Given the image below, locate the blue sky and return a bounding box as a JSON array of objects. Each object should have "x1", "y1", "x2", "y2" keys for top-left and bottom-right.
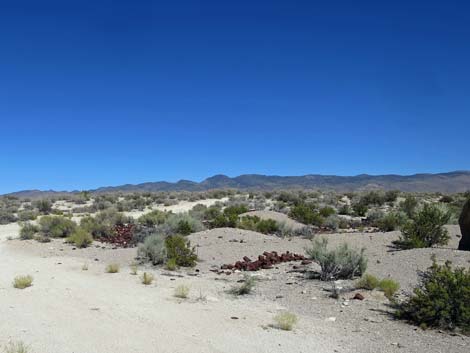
[{"x1": 1, "y1": 1, "x2": 469, "y2": 193}]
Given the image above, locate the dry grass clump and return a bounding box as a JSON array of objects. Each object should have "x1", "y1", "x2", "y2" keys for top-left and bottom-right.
[
  {"x1": 379, "y1": 278, "x2": 400, "y2": 299},
  {"x1": 174, "y1": 284, "x2": 190, "y2": 298},
  {"x1": 141, "y1": 272, "x2": 154, "y2": 285},
  {"x1": 356, "y1": 274, "x2": 380, "y2": 290},
  {"x1": 81, "y1": 263, "x2": 89, "y2": 271},
  {"x1": 105, "y1": 263, "x2": 120, "y2": 273},
  {"x1": 229, "y1": 275, "x2": 256, "y2": 296},
  {"x1": 274, "y1": 312, "x2": 298, "y2": 331},
  {"x1": 3, "y1": 341, "x2": 30, "y2": 353},
  {"x1": 130, "y1": 262, "x2": 138, "y2": 275},
  {"x1": 13, "y1": 275, "x2": 33, "y2": 289}
]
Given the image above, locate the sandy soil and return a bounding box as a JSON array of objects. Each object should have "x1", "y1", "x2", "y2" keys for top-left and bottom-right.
[{"x1": 1, "y1": 221, "x2": 469, "y2": 353}]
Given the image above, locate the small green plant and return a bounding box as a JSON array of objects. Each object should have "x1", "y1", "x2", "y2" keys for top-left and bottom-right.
[
  {"x1": 13, "y1": 275, "x2": 33, "y2": 289},
  {"x1": 141, "y1": 272, "x2": 154, "y2": 285},
  {"x1": 105, "y1": 263, "x2": 120, "y2": 273},
  {"x1": 166, "y1": 258, "x2": 178, "y2": 271},
  {"x1": 165, "y1": 235, "x2": 197, "y2": 267},
  {"x1": 379, "y1": 278, "x2": 400, "y2": 299},
  {"x1": 393, "y1": 204, "x2": 451, "y2": 249},
  {"x1": 306, "y1": 238, "x2": 367, "y2": 280},
  {"x1": 174, "y1": 284, "x2": 190, "y2": 298},
  {"x1": 39, "y1": 215, "x2": 77, "y2": 238},
  {"x1": 66, "y1": 228, "x2": 93, "y2": 248},
  {"x1": 230, "y1": 275, "x2": 256, "y2": 295},
  {"x1": 396, "y1": 259, "x2": 470, "y2": 333},
  {"x1": 274, "y1": 312, "x2": 298, "y2": 331},
  {"x1": 356, "y1": 274, "x2": 380, "y2": 290},
  {"x1": 3, "y1": 340, "x2": 30, "y2": 353},
  {"x1": 82, "y1": 263, "x2": 89, "y2": 271}
]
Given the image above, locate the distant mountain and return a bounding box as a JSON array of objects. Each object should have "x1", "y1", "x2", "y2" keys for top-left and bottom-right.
[{"x1": 6, "y1": 171, "x2": 470, "y2": 198}]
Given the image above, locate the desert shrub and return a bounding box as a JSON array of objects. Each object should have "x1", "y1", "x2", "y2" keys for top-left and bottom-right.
[
  {"x1": 33, "y1": 199, "x2": 52, "y2": 214},
  {"x1": 306, "y1": 238, "x2": 367, "y2": 280},
  {"x1": 396, "y1": 260, "x2": 470, "y2": 333},
  {"x1": 138, "y1": 233, "x2": 167, "y2": 265},
  {"x1": 174, "y1": 284, "x2": 190, "y2": 298},
  {"x1": 230, "y1": 274, "x2": 256, "y2": 295},
  {"x1": 319, "y1": 206, "x2": 336, "y2": 218},
  {"x1": 393, "y1": 204, "x2": 451, "y2": 249},
  {"x1": 0, "y1": 209, "x2": 17, "y2": 224},
  {"x1": 210, "y1": 205, "x2": 249, "y2": 228},
  {"x1": 39, "y1": 215, "x2": 77, "y2": 238},
  {"x1": 105, "y1": 263, "x2": 120, "y2": 273},
  {"x1": 137, "y1": 210, "x2": 169, "y2": 227},
  {"x1": 3, "y1": 341, "x2": 30, "y2": 353},
  {"x1": 356, "y1": 274, "x2": 380, "y2": 290},
  {"x1": 165, "y1": 235, "x2": 197, "y2": 267},
  {"x1": 66, "y1": 228, "x2": 93, "y2": 248},
  {"x1": 385, "y1": 190, "x2": 400, "y2": 203},
  {"x1": 17, "y1": 210, "x2": 38, "y2": 222},
  {"x1": 166, "y1": 257, "x2": 177, "y2": 270},
  {"x1": 338, "y1": 204, "x2": 351, "y2": 215},
  {"x1": 323, "y1": 215, "x2": 339, "y2": 230},
  {"x1": 237, "y1": 215, "x2": 279, "y2": 234},
  {"x1": 80, "y1": 209, "x2": 132, "y2": 239},
  {"x1": 289, "y1": 203, "x2": 323, "y2": 226},
  {"x1": 274, "y1": 312, "x2": 298, "y2": 331},
  {"x1": 352, "y1": 202, "x2": 368, "y2": 217},
  {"x1": 130, "y1": 262, "x2": 138, "y2": 275},
  {"x1": 156, "y1": 213, "x2": 204, "y2": 236},
  {"x1": 376, "y1": 212, "x2": 406, "y2": 232},
  {"x1": 19, "y1": 222, "x2": 39, "y2": 240},
  {"x1": 13, "y1": 275, "x2": 33, "y2": 289},
  {"x1": 141, "y1": 272, "x2": 154, "y2": 285},
  {"x1": 379, "y1": 278, "x2": 400, "y2": 299},
  {"x1": 439, "y1": 195, "x2": 454, "y2": 203},
  {"x1": 400, "y1": 195, "x2": 418, "y2": 218},
  {"x1": 360, "y1": 191, "x2": 386, "y2": 206}
]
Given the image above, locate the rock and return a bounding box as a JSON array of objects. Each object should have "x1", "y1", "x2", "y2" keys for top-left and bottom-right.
[
  {"x1": 458, "y1": 199, "x2": 470, "y2": 251},
  {"x1": 352, "y1": 293, "x2": 365, "y2": 300},
  {"x1": 325, "y1": 317, "x2": 336, "y2": 322}
]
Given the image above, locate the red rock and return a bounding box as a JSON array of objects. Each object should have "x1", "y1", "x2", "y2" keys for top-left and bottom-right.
[{"x1": 352, "y1": 293, "x2": 365, "y2": 300}]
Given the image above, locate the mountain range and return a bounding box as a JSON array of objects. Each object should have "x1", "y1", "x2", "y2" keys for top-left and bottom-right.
[{"x1": 5, "y1": 171, "x2": 470, "y2": 198}]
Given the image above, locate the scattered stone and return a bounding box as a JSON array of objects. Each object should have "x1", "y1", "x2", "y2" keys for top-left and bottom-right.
[
  {"x1": 230, "y1": 316, "x2": 239, "y2": 320},
  {"x1": 325, "y1": 317, "x2": 336, "y2": 322}
]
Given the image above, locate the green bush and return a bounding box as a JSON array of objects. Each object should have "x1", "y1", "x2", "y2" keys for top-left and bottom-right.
[
  {"x1": 18, "y1": 210, "x2": 38, "y2": 222},
  {"x1": 379, "y1": 278, "x2": 400, "y2": 299},
  {"x1": 400, "y1": 195, "x2": 418, "y2": 218},
  {"x1": 319, "y1": 206, "x2": 336, "y2": 218},
  {"x1": 396, "y1": 260, "x2": 470, "y2": 333},
  {"x1": 137, "y1": 210, "x2": 168, "y2": 227},
  {"x1": 138, "y1": 233, "x2": 167, "y2": 265},
  {"x1": 19, "y1": 222, "x2": 39, "y2": 240},
  {"x1": 376, "y1": 212, "x2": 406, "y2": 232},
  {"x1": 165, "y1": 235, "x2": 197, "y2": 267},
  {"x1": 66, "y1": 228, "x2": 93, "y2": 248},
  {"x1": 33, "y1": 199, "x2": 52, "y2": 214},
  {"x1": 289, "y1": 203, "x2": 323, "y2": 225},
  {"x1": 352, "y1": 202, "x2": 368, "y2": 217},
  {"x1": 356, "y1": 274, "x2": 380, "y2": 290},
  {"x1": 0, "y1": 209, "x2": 17, "y2": 224},
  {"x1": 210, "y1": 205, "x2": 249, "y2": 228},
  {"x1": 274, "y1": 312, "x2": 298, "y2": 331},
  {"x1": 39, "y1": 215, "x2": 77, "y2": 238},
  {"x1": 80, "y1": 209, "x2": 132, "y2": 239},
  {"x1": 393, "y1": 204, "x2": 451, "y2": 249},
  {"x1": 237, "y1": 215, "x2": 279, "y2": 234},
  {"x1": 156, "y1": 213, "x2": 204, "y2": 236},
  {"x1": 166, "y1": 257, "x2": 177, "y2": 270},
  {"x1": 306, "y1": 238, "x2": 367, "y2": 280}
]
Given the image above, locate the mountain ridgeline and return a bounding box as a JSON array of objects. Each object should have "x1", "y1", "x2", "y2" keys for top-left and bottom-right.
[{"x1": 7, "y1": 171, "x2": 470, "y2": 198}]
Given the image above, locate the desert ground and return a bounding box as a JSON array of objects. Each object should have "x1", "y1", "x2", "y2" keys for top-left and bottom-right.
[{"x1": 0, "y1": 192, "x2": 469, "y2": 353}]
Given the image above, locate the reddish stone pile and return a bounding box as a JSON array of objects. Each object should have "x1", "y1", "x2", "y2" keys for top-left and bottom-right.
[
  {"x1": 221, "y1": 251, "x2": 311, "y2": 272},
  {"x1": 101, "y1": 224, "x2": 135, "y2": 248}
]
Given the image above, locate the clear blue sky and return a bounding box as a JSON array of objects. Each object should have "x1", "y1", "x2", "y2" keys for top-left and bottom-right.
[{"x1": 1, "y1": 1, "x2": 469, "y2": 193}]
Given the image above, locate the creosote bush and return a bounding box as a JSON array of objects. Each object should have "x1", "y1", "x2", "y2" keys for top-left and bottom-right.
[
  {"x1": 13, "y1": 275, "x2": 33, "y2": 289},
  {"x1": 174, "y1": 284, "x2": 190, "y2": 298},
  {"x1": 289, "y1": 203, "x2": 323, "y2": 226},
  {"x1": 237, "y1": 215, "x2": 279, "y2": 234},
  {"x1": 396, "y1": 259, "x2": 470, "y2": 333},
  {"x1": 306, "y1": 238, "x2": 367, "y2": 280},
  {"x1": 393, "y1": 204, "x2": 451, "y2": 249},
  {"x1": 274, "y1": 312, "x2": 298, "y2": 331},
  {"x1": 39, "y1": 215, "x2": 77, "y2": 238},
  {"x1": 165, "y1": 235, "x2": 197, "y2": 267},
  {"x1": 66, "y1": 228, "x2": 93, "y2": 248},
  {"x1": 105, "y1": 263, "x2": 120, "y2": 273},
  {"x1": 19, "y1": 222, "x2": 39, "y2": 240},
  {"x1": 137, "y1": 210, "x2": 169, "y2": 227}
]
